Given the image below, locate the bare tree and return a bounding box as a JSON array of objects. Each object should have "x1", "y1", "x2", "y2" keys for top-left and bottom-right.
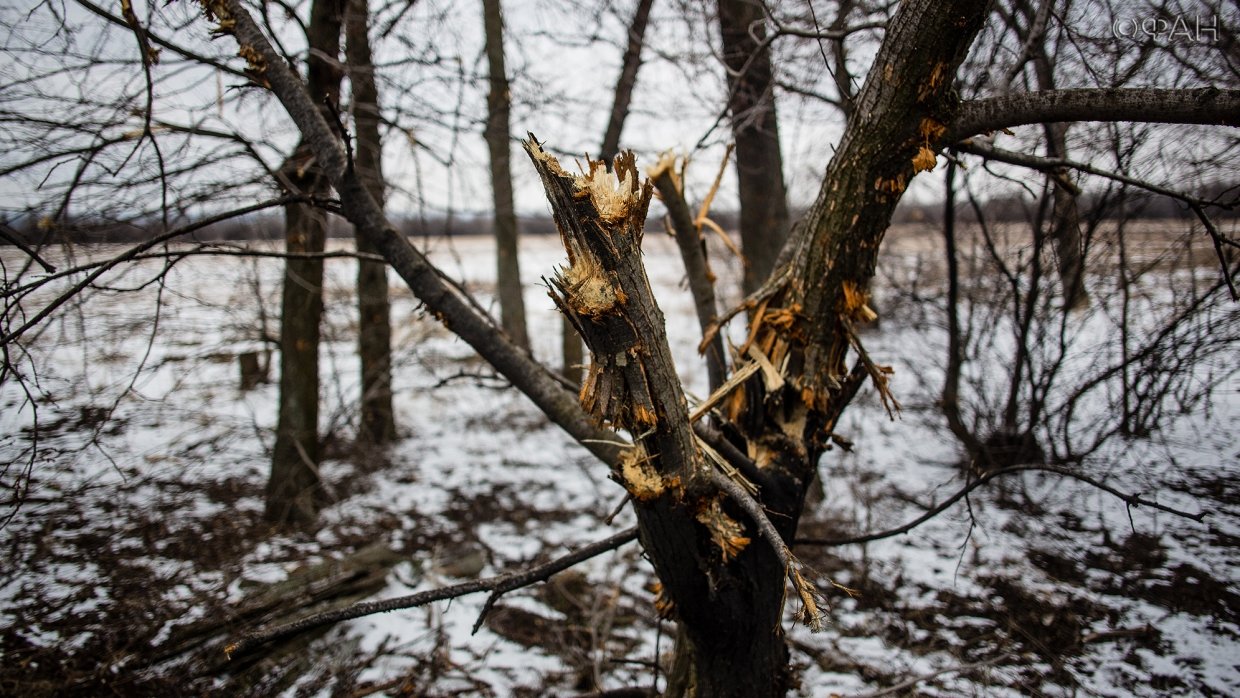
[
  {"x1": 933, "y1": 0, "x2": 1240, "y2": 470},
  {"x1": 717, "y1": 0, "x2": 791, "y2": 295},
  {"x1": 345, "y1": 0, "x2": 396, "y2": 446},
  {"x1": 4, "y1": 0, "x2": 1238, "y2": 693},
  {"x1": 265, "y1": 0, "x2": 346, "y2": 526},
  {"x1": 482, "y1": 0, "x2": 529, "y2": 350}
]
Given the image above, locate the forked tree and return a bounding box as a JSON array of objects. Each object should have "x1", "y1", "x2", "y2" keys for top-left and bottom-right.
[{"x1": 201, "y1": 0, "x2": 1238, "y2": 693}]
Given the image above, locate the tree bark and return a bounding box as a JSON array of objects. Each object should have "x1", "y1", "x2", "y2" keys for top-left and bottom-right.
[
  {"x1": 717, "y1": 0, "x2": 791, "y2": 295},
  {"x1": 482, "y1": 0, "x2": 529, "y2": 350},
  {"x1": 345, "y1": 0, "x2": 396, "y2": 446},
  {"x1": 266, "y1": 0, "x2": 345, "y2": 527}
]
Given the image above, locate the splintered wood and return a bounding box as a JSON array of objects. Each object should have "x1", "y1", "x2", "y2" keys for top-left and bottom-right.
[
  {"x1": 525, "y1": 137, "x2": 657, "y2": 433},
  {"x1": 524, "y1": 135, "x2": 832, "y2": 633},
  {"x1": 523, "y1": 135, "x2": 701, "y2": 496}
]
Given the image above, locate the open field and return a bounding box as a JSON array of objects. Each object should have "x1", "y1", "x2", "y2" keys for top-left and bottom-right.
[{"x1": 1, "y1": 224, "x2": 1237, "y2": 696}]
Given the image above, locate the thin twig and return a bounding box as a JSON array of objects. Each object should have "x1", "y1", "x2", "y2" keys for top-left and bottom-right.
[
  {"x1": 795, "y1": 464, "x2": 1206, "y2": 547},
  {"x1": 1189, "y1": 203, "x2": 1238, "y2": 301},
  {"x1": 604, "y1": 494, "x2": 632, "y2": 525},
  {"x1": 0, "y1": 225, "x2": 56, "y2": 272},
  {"x1": 1, "y1": 197, "x2": 310, "y2": 346}
]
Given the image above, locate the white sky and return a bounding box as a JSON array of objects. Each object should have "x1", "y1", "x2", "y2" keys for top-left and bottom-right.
[{"x1": 1, "y1": 0, "x2": 1236, "y2": 226}]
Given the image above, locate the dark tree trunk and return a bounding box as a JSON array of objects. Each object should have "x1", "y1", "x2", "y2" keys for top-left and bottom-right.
[
  {"x1": 267, "y1": 189, "x2": 327, "y2": 526},
  {"x1": 345, "y1": 0, "x2": 396, "y2": 446},
  {"x1": 940, "y1": 157, "x2": 984, "y2": 460},
  {"x1": 482, "y1": 0, "x2": 529, "y2": 350},
  {"x1": 563, "y1": 0, "x2": 656, "y2": 384},
  {"x1": 1041, "y1": 124, "x2": 1088, "y2": 309},
  {"x1": 717, "y1": 0, "x2": 790, "y2": 295},
  {"x1": 266, "y1": 0, "x2": 345, "y2": 527},
  {"x1": 599, "y1": 0, "x2": 654, "y2": 166}
]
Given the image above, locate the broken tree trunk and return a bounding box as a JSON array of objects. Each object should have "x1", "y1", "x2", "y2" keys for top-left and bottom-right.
[{"x1": 526, "y1": 140, "x2": 822, "y2": 698}]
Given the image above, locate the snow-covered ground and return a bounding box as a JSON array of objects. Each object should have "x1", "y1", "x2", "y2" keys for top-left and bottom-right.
[{"x1": 1, "y1": 226, "x2": 1236, "y2": 696}]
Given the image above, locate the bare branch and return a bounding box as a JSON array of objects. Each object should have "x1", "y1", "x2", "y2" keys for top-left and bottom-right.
[
  {"x1": 955, "y1": 140, "x2": 1238, "y2": 298},
  {"x1": 955, "y1": 140, "x2": 1230, "y2": 209},
  {"x1": 224, "y1": 527, "x2": 639, "y2": 658},
  {"x1": 1190, "y1": 203, "x2": 1240, "y2": 301},
  {"x1": 648, "y1": 152, "x2": 727, "y2": 393},
  {"x1": 74, "y1": 0, "x2": 250, "y2": 80},
  {"x1": 949, "y1": 88, "x2": 1240, "y2": 142},
  {"x1": 1, "y1": 197, "x2": 311, "y2": 346},
  {"x1": 0, "y1": 225, "x2": 56, "y2": 273},
  {"x1": 708, "y1": 469, "x2": 827, "y2": 631},
  {"x1": 845, "y1": 651, "x2": 1020, "y2": 698}
]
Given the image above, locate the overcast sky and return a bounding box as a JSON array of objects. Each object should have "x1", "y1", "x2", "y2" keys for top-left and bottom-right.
[{"x1": 1, "y1": 0, "x2": 1235, "y2": 227}]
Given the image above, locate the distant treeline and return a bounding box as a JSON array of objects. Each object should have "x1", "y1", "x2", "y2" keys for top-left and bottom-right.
[{"x1": 2, "y1": 187, "x2": 1234, "y2": 246}]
